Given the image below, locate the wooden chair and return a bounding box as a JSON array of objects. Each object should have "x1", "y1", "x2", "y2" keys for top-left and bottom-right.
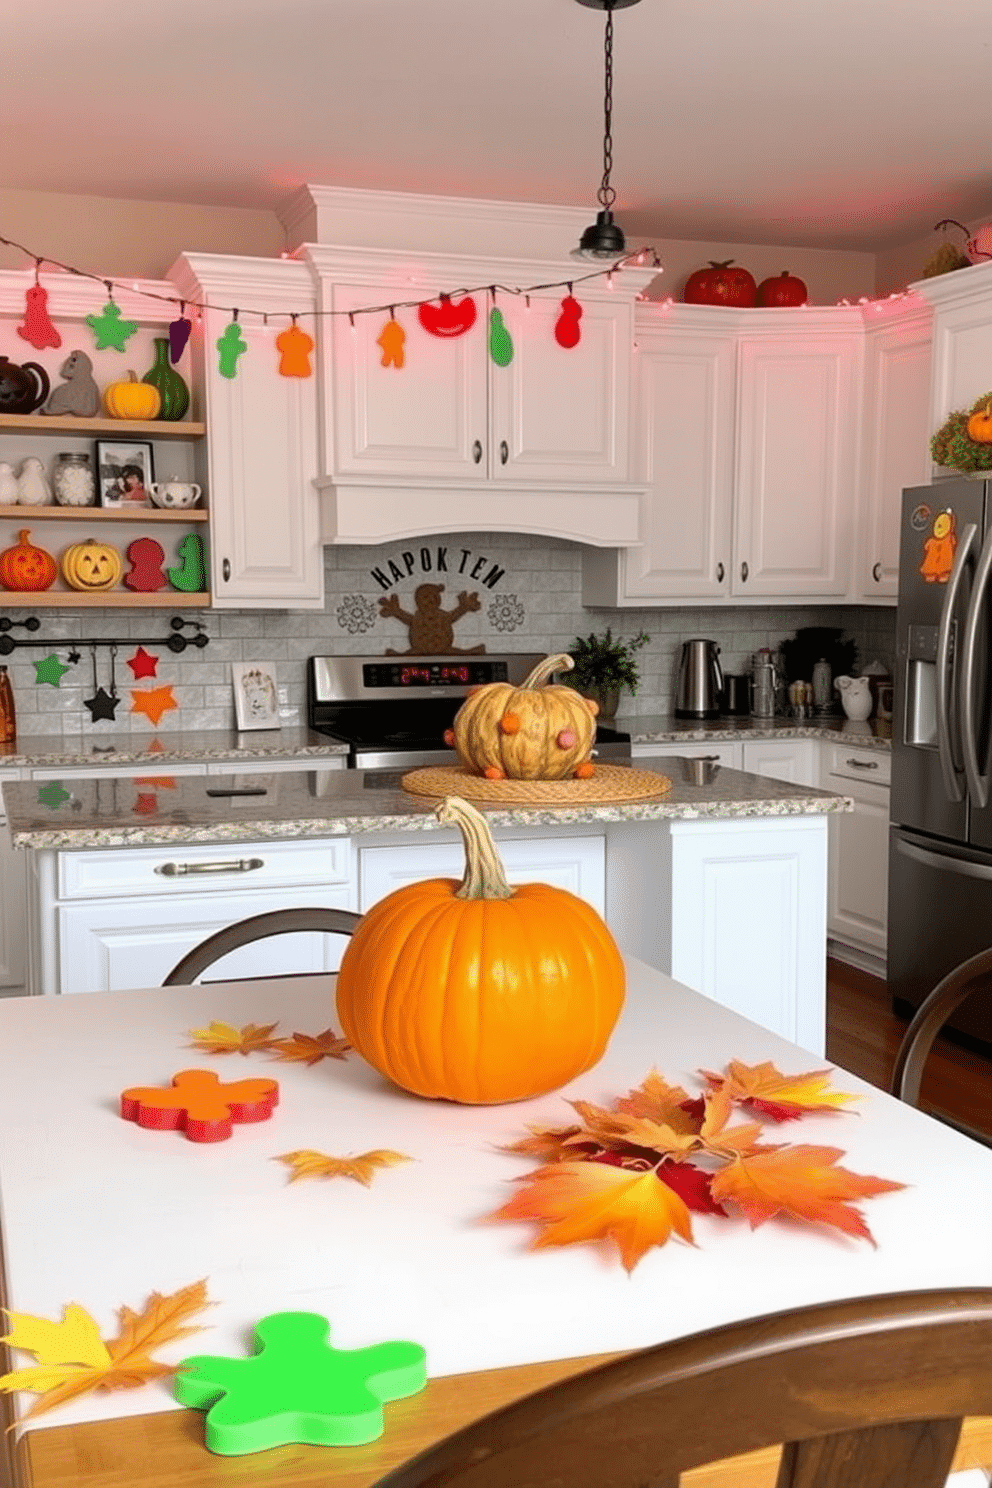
[
  {"x1": 890, "y1": 946, "x2": 992, "y2": 1146},
  {"x1": 161, "y1": 906, "x2": 362, "y2": 985},
  {"x1": 371, "y1": 1289, "x2": 992, "y2": 1488}
]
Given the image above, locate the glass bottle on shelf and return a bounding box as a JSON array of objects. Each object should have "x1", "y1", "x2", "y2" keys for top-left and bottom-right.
[
  {"x1": 52, "y1": 452, "x2": 96, "y2": 508},
  {"x1": 0, "y1": 665, "x2": 16, "y2": 743}
]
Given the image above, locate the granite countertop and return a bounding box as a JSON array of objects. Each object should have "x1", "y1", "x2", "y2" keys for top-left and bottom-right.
[
  {"x1": 623, "y1": 714, "x2": 892, "y2": 749},
  {"x1": 2, "y1": 755, "x2": 852, "y2": 851},
  {"x1": 0, "y1": 726, "x2": 348, "y2": 769}
]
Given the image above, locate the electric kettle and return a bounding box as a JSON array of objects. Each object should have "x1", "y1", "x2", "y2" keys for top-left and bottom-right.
[{"x1": 674, "y1": 639, "x2": 723, "y2": 719}]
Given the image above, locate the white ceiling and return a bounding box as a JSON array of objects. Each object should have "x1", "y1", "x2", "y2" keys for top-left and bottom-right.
[{"x1": 10, "y1": 0, "x2": 992, "y2": 253}]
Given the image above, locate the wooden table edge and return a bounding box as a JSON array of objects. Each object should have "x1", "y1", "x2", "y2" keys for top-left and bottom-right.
[{"x1": 10, "y1": 1348, "x2": 992, "y2": 1488}]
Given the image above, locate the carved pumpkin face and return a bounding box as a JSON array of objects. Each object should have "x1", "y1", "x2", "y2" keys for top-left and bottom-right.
[
  {"x1": 0, "y1": 529, "x2": 58, "y2": 591},
  {"x1": 60, "y1": 539, "x2": 123, "y2": 592}
]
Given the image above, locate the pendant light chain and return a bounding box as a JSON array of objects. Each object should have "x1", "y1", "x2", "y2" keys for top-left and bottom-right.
[{"x1": 599, "y1": 2, "x2": 616, "y2": 213}]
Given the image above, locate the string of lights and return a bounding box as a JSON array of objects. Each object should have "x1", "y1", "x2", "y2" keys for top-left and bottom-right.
[{"x1": 0, "y1": 231, "x2": 663, "y2": 329}]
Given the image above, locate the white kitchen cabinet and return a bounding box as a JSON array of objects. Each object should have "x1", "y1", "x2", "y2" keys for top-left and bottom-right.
[
  {"x1": 358, "y1": 832, "x2": 605, "y2": 916},
  {"x1": 170, "y1": 254, "x2": 324, "y2": 609},
  {"x1": 29, "y1": 836, "x2": 356, "y2": 994},
  {"x1": 740, "y1": 739, "x2": 820, "y2": 788},
  {"x1": 205, "y1": 758, "x2": 346, "y2": 776},
  {"x1": 583, "y1": 305, "x2": 864, "y2": 606},
  {"x1": 822, "y1": 742, "x2": 890, "y2": 969},
  {"x1": 307, "y1": 246, "x2": 654, "y2": 547},
  {"x1": 0, "y1": 770, "x2": 26, "y2": 997},
  {"x1": 857, "y1": 300, "x2": 932, "y2": 600},
  {"x1": 583, "y1": 321, "x2": 736, "y2": 603},
  {"x1": 914, "y1": 258, "x2": 992, "y2": 435},
  {"x1": 733, "y1": 328, "x2": 862, "y2": 599}
]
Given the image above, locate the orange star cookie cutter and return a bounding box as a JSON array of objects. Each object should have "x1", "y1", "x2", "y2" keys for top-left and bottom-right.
[{"x1": 120, "y1": 1068, "x2": 279, "y2": 1143}]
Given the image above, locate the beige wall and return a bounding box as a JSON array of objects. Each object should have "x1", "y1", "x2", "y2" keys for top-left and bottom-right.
[{"x1": 0, "y1": 188, "x2": 286, "y2": 279}]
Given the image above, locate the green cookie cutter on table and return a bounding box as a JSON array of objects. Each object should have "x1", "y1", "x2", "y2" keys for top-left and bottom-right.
[{"x1": 174, "y1": 1311, "x2": 428, "y2": 1456}]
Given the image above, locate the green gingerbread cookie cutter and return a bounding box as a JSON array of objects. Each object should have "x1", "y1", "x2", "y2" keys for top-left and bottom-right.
[{"x1": 175, "y1": 1311, "x2": 427, "y2": 1455}]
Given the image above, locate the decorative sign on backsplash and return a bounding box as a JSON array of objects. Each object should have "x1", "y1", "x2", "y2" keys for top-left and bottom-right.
[{"x1": 334, "y1": 542, "x2": 527, "y2": 651}]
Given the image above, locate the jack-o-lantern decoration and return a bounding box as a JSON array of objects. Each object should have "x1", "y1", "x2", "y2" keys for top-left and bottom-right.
[
  {"x1": 447, "y1": 653, "x2": 598, "y2": 780},
  {"x1": 60, "y1": 537, "x2": 123, "y2": 592},
  {"x1": 0, "y1": 528, "x2": 58, "y2": 591}
]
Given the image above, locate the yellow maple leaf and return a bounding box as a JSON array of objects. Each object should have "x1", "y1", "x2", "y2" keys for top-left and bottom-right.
[
  {"x1": 502, "y1": 1125, "x2": 586, "y2": 1162},
  {"x1": 697, "y1": 1089, "x2": 771, "y2": 1159},
  {"x1": 0, "y1": 1279, "x2": 211, "y2": 1422},
  {"x1": 187, "y1": 1020, "x2": 278, "y2": 1056},
  {"x1": 491, "y1": 1160, "x2": 694, "y2": 1271},
  {"x1": 700, "y1": 1059, "x2": 860, "y2": 1120},
  {"x1": 275, "y1": 1149, "x2": 412, "y2": 1186},
  {"x1": 267, "y1": 1028, "x2": 351, "y2": 1065},
  {"x1": 2, "y1": 1303, "x2": 110, "y2": 1368},
  {"x1": 613, "y1": 1070, "x2": 698, "y2": 1130},
  {"x1": 567, "y1": 1099, "x2": 701, "y2": 1159}
]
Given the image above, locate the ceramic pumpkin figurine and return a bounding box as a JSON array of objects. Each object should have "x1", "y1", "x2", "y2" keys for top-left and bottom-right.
[
  {"x1": 0, "y1": 529, "x2": 58, "y2": 591},
  {"x1": 336, "y1": 796, "x2": 625, "y2": 1104},
  {"x1": 60, "y1": 537, "x2": 123, "y2": 591},
  {"x1": 447, "y1": 653, "x2": 598, "y2": 780},
  {"x1": 103, "y1": 371, "x2": 162, "y2": 421}
]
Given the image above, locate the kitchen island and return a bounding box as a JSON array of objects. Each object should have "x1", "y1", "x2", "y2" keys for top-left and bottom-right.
[{"x1": 4, "y1": 759, "x2": 850, "y2": 1052}]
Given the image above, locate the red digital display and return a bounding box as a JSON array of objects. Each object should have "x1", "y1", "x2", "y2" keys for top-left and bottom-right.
[{"x1": 398, "y1": 664, "x2": 470, "y2": 686}]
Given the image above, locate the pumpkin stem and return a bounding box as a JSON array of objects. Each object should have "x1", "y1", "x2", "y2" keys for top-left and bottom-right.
[
  {"x1": 436, "y1": 796, "x2": 515, "y2": 901},
  {"x1": 521, "y1": 653, "x2": 574, "y2": 690}
]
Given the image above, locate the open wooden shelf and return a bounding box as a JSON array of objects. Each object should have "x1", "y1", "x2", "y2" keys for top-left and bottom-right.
[
  {"x1": 0, "y1": 506, "x2": 207, "y2": 522},
  {"x1": 0, "y1": 590, "x2": 208, "y2": 608},
  {"x1": 0, "y1": 414, "x2": 206, "y2": 438}
]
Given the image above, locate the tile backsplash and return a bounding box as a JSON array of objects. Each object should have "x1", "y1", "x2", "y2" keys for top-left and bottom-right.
[{"x1": 4, "y1": 532, "x2": 896, "y2": 735}]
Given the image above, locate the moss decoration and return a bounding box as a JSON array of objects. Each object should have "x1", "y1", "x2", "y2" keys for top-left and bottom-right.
[{"x1": 931, "y1": 393, "x2": 992, "y2": 473}]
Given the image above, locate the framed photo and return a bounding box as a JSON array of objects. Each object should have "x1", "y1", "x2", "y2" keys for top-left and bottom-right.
[
  {"x1": 232, "y1": 662, "x2": 281, "y2": 732},
  {"x1": 95, "y1": 440, "x2": 155, "y2": 509}
]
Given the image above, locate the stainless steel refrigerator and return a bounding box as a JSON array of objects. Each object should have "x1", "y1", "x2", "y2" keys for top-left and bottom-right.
[{"x1": 888, "y1": 477, "x2": 992, "y2": 1041}]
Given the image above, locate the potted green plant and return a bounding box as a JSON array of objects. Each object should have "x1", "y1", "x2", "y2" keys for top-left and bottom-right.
[{"x1": 560, "y1": 627, "x2": 650, "y2": 723}]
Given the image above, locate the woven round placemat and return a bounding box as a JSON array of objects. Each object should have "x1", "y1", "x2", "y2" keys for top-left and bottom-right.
[{"x1": 401, "y1": 763, "x2": 673, "y2": 805}]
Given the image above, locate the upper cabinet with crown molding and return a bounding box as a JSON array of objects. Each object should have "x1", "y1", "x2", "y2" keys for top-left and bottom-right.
[
  {"x1": 584, "y1": 303, "x2": 866, "y2": 606},
  {"x1": 169, "y1": 253, "x2": 324, "y2": 609},
  {"x1": 294, "y1": 189, "x2": 656, "y2": 548}
]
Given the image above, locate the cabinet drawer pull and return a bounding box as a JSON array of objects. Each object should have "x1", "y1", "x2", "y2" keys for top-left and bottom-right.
[
  {"x1": 472, "y1": 440, "x2": 483, "y2": 465},
  {"x1": 845, "y1": 757, "x2": 879, "y2": 770},
  {"x1": 716, "y1": 561, "x2": 725, "y2": 582},
  {"x1": 156, "y1": 856, "x2": 264, "y2": 877},
  {"x1": 688, "y1": 753, "x2": 720, "y2": 762},
  {"x1": 872, "y1": 561, "x2": 882, "y2": 583},
  {"x1": 499, "y1": 439, "x2": 509, "y2": 465},
  {"x1": 222, "y1": 558, "x2": 231, "y2": 582},
  {"x1": 740, "y1": 561, "x2": 749, "y2": 582}
]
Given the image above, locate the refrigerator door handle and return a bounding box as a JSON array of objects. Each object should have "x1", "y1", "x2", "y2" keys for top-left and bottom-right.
[
  {"x1": 935, "y1": 520, "x2": 977, "y2": 803},
  {"x1": 961, "y1": 521, "x2": 992, "y2": 808},
  {"x1": 896, "y1": 833, "x2": 992, "y2": 882}
]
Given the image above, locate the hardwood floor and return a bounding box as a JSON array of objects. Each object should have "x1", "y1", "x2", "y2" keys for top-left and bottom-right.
[{"x1": 826, "y1": 958, "x2": 992, "y2": 1141}]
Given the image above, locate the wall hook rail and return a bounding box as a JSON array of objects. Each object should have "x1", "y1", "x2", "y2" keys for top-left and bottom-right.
[{"x1": 0, "y1": 616, "x2": 209, "y2": 656}]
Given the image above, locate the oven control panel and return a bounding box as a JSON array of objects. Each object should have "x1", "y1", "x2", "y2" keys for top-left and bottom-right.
[{"x1": 362, "y1": 661, "x2": 508, "y2": 689}]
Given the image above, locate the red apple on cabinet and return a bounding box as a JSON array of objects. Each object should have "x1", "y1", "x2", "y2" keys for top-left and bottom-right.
[
  {"x1": 757, "y1": 270, "x2": 808, "y2": 307},
  {"x1": 683, "y1": 260, "x2": 757, "y2": 307}
]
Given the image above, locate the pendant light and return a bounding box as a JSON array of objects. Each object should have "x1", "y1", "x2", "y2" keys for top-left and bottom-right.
[{"x1": 572, "y1": 0, "x2": 642, "y2": 261}]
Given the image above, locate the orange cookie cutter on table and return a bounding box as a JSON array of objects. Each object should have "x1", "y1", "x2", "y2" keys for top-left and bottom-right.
[{"x1": 120, "y1": 1068, "x2": 279, "y2": 1143}]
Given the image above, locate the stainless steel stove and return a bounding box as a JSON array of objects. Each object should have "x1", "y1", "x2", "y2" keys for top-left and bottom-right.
[{"x1": 307, "y1": 654, "x2": 632, "y2": 769}]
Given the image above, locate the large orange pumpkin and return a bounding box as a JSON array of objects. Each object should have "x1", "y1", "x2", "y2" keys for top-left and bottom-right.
[
  {"x1": 0, "y1": 529, "x2": 58, "y2": 591},
  {"x1": 336, "y1": 795, "x2": 625, "y2": 1104},
  {"x1": 446, "y1": 653, "x2": 598, "y2": 780}
]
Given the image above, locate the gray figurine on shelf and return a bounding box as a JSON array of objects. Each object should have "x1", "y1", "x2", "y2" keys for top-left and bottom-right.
[{"x1": 42, "y1": 350, "x2": 101, "y2": 417}]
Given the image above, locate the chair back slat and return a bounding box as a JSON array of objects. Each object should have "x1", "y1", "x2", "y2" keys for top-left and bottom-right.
[
  {"x1": 162, "y1": 907, "x2": 361, "y2": 985},
  {"x1": 776, "y1": 1419, "x2": 961, "y2": 1488}
]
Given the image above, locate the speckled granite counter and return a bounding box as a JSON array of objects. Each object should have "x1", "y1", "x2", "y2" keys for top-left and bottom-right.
[
  {"x1": 622, "y1": 714, "x2": 892, "y2": 750},
  {"x1": 0, "y1": 726, "x2": 347, "y2": 770},
  {"x1": 3, "y1": 756, "x2": 852, "y2": 851}
]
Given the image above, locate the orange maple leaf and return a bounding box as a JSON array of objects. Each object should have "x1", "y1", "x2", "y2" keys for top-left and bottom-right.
[
  {"x1": 502, "y1": 1125, "x2": 588, "y2": 1162},
  {"x1": 0, "y1": 1279, "x2": 211, "y2": 1421},
  {"x1": 701, "y1": 1060, "x2": 860, "y2": 1121},
  {"x1": 709, "y1": 1145, "x2": 905, "y2": 1243},
  {"x1": 697, "y1": 1089, "x2": 770, "y2": 1159},
  {"x1": 613, "y1": 1070, "x2": 699, "y2": 1130},
  {"x1": 491, "y1": 1160, "x2": 694, "y2": 1271},
  {"x1": 267, "y1": 1028, "x2": 351, "y2": 1066},
  {"x1": 275, "y1": 1149, "x2": 411, "y2": 1186},
  {"x1": 567, "y1": 1100, "x2": 702, "y2": 1161},
  {"x1": 187, "y1": 1020, "x2": 279, "y2": 1056}
]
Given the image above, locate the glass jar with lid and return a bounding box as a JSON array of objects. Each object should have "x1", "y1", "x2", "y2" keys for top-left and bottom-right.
[{"x1": 52, "y1": 452, "x2": 96, "y2": 507}]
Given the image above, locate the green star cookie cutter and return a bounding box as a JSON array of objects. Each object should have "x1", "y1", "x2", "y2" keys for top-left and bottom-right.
[{"x1": 174, "y1": 1311, "x2": 427, "y2": 1456}]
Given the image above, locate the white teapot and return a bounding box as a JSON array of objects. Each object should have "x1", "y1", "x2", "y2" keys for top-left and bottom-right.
[
  {"x1": 834, "y1": 674, "x2": 873, "y2": 721},
  {"x1": 148, "y1": 477, "x2": 202, "y2": 510}
]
